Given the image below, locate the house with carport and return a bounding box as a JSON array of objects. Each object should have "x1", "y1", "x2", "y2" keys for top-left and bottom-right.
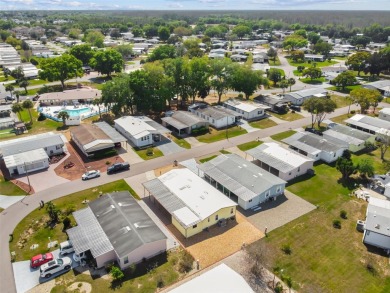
[
  {"x1": 246, "y1": 142, "x2": 314, "y2": 181},
  {"x1": 362, "y1": 197, "x2": 390, "y2": 252},
  {"x1": 363, "y1": 80, "x2": 390, "y2": 97},
  {"x1": 282, "y1": 131, "x2": 348, "y2": 163},
  {"x1": 161, "y1": 111, "x2": 209, "y2": 136},
  {"x1": 0, "y1": 132, "x2": 66, "y2": 176},
  {"x1": 284, "y1": 88, "x2": 328, "y2": 106},
  {"x1": 189, "y1": 105, "x2": 241, "y2": 129},
  {"x1": 345, "y1": 114, "x2": 390, "y2": 135},
  {"x1": 67, "y1": 191, "x2": 167, "y2": 269},
  {"x1": 143, "y1": 168, "x2": 237, "y2": 238},
  {"x1": 197, "y1": 154, "x2": 286, "y2": 210},
  {"x1": 114, "y1": 116, "x2": 171, "y2": 148},
  {"x1": 223, "y1": 99, "x2": 269, "y2": 121},
  {"x1": 378, "y1": 108, "x2": 390, "y2": 122}
]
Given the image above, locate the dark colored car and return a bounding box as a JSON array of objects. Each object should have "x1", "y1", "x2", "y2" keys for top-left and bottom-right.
[
  {"x1": 107, "y1": 162, "x2": 130, "y2": 174},
  {"x1": 30, "y1": 252, "x2": 54, "y2": 268},
  {"x1": 5, "y1": 95, "x2": 15, "y2": 101},
  {"x1": 290, "y1": 105, "x2": 301, "y2": 112},
  {"x1": 305, "y1": 127, "x2": 323, "y2": 136}
]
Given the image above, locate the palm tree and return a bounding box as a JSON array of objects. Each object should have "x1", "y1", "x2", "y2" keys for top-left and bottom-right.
[
  {"x1": 11, "y1": 103, "x2": 23, "y2": 121},
  {"x1": 19, "y1": 79, "x2": 29, "y2": 94},
  {"x1": 5, "y1": 84, "x2": 14, "y2": 98},
  {"x1": 22, "y1": 99, "x2": 34, "y2": 124},
  {"x1": 57, "y1": 111, "x2": 70, "y2": 127},
  {"x1": 92, "y1": 98, "x2": 102, "y2": 120},
  {"x1": 14, "y1": 90, "x2": 20, "y2": 103},
  {"x1": 288, "y1": 78, "x2": 296, "y2": 92}
]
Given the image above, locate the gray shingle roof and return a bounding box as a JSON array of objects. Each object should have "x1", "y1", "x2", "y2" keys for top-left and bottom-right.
[
  {"x1": 195, "y1": 106, "x2": 237, "y2": 120},
  {"x1": 283, "y1": 132, "x2": 347, "y2": 153},
  {"x1": 198, "y1": 154, "x2": 286, "y2": 201},
  {"x1": 284, "y1": 88, "x2": 327, "y2": 100},
  {"x1": 95, "y1": 121, "x2": 127, "y2": 143},
  {"x1": 162, "y1": 111, "x2": 208, "y2": 129},
  {"x1": 345, "y1": 115, "x2": 390, "y2": 132}
]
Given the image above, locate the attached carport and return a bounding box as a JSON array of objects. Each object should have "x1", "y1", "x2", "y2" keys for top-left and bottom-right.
[
  {"x1": 161, "y1": 117, "x2": 189, "y2": 136},
  {"x1": 95, "y1": 121, "x2": 127, "y2": 148}
]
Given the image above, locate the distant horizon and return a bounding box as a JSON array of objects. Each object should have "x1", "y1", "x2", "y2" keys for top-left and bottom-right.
[{"x1": 1, "y1": 0, "x2": 390, "y2": 12}]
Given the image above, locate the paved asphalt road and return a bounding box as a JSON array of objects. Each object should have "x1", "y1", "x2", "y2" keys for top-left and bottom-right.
[{"x1": 0, "y1": 102, "x2": 361, "y2": 293}]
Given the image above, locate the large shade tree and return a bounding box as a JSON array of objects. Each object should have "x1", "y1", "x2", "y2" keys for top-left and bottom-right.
[{"x1": 90, "y1": 49, "x2": 123, "y2": 77}]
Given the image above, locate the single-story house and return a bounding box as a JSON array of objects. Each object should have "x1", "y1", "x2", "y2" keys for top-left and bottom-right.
[
  {"x1": 161, "y1": 111, "x2": 209, "y2": 136},
  {"x1": 0, "y1": 132, "x2": 66, "y2": 175},
  {"x1": 246, "y1": 142, "x2": 314, "y2": 181},
  {"x1": 363, "y1": 80, "x2": 390, "y2": 97},
  {"x1": 198, "y1": 154, "x2": 286, "y2": 210},
  {"x1": 379, "y1": 108, "x2": 390, "y2": 122},
  {"x1": 230, "y1": 54, "x2": 247, "y2": 62},
  {"x1": 323, "y1": 123, "x2": 375, "y2": 153},
  {"x1": 329, "y1": 50, "x2": 349, "y2": 57},
  {"x1": 70, "y1": 124, "x2": 115, "y2": 157},
  {"x1": 345, "y1": 114, "x2": 390, "y2": 135},
  {"x1": 67, "y1": 191, "x2": 167, "y2": 269},
  {"x1": 190, "y1": 105, "x2": 241, "y2": 129},
  {"x1": 284, "y1": 88, "x2": 328, "y2": 106},
  {"x1": 321, "y1": 65, "x2": 348, "y2": 75},
  {"x1": 114, "y1": 116, "x2": 171, "y2": 148},
  {"x1": 169, "y1": 263, "x2": 254, "y2": 293},
  {"x1": 223, "y1": 99, "x2": 270, "y2": 121},
  {"x1": 94, "y1": 121, "x2": 127, "y2": 148},
  {"x1": 143, "y1": 168, "x2": 237, "y2": 238},
  {"x1": 253, "y1": 95, "x2": 289, "y2": 113},
  {"x1": 252, "y1": 52, "x2": 269, "y2": 63},
  {"x1": 370, "y1": 174, "x2": 390, "y2": 199},
  {"x1": 362, "y1": 197, "x2": 390, "y2": 251},
  {"x1": 0, "y1": 105, "x2": 11, "y2": 118},
  {"x1": 304, "y1": 54, "x2": 325, "y2": 62},
  {"x1": 282, "y1": 131, "x2": 348, "y2": 163}
]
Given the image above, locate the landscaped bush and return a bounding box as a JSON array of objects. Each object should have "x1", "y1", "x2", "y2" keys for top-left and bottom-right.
[
  {"x1": 62, "y1": 217, "x2": 71, "y2": 231},
  {"x1": 281, "y1": 244, "x2": 292, "y2": 255},
  {"x1": 178, "y1": 251, "x2": 194, "y2": 273},
  {"x1": 38, "y1": 112, "x2": 46, "y2": 121},
  {"x1": 92, "y1": 149, "x2": 117, "y2": 160},
  {"x1": 146, "y1": 147, "x2": 154, "y2": 156},
  {"x1": 333, "y1": 219, "x2": 341, "y2": 229},
  {"x1": 110, "y1": 265, "x2": 124, "y2": 281},
  {"x1": 274, "y1": 281, "x2": 284, "y2": 293},
  {"x1": 191, "y1": 126, "x2": 209, "y2": 136},
  {"x1": 156, "y1": 274, "x2": 164, "y2": 288},
  {"x1": 63, "y1": 204, "x2": 75, "y2": 216},
  {"x1": 340, "y1": 210, "x2": 348, "y2": 219}
]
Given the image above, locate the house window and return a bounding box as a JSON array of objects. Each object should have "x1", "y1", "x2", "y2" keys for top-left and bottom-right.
[
  {"x1": 230, "y1": 208, "x2": 234, "y2": 214},
  {"x1": 289, "y1": 172, "x2": 291, "y2": 175},
  {"x1": 193, "y1": 224, "x2": 197, "y2": 229},
  {"x1": 298, "y1": 167, "x2": 300, "y2": 172},
  {"x1": 249, "y1": 199, "x2": 252, "y2": 202},
  {"x1": 212, "y1": 119, "x2": 215, "y2": 123},
  {"x1": 56, "y1": 145, "x2": 61, "y2": 150},
  {"x1": 124, "y1": 256, "x2": 129, "y2": 264},
  {"x1": 215, "y1": 215, "x2": 219, "y2": 221},
  {"x1": 208, "y1": 217, "x2": 210, "y2": 222},
  {"x1": 316, "y1": 154, "x2": 319, "y2": 157},
  {"x1": 258, "y1": 110, "x2": 262, "y2": 115},
  {"x1": 334, "y1": 153, "x2": 336, "y2": 157},
  {"x1": 266, "y1": 192, "x2": 270, "y2": 198}
]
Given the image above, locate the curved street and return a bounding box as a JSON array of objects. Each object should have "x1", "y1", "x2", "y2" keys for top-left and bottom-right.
[{"x1": 0, "y1": 102, "x2": 360, "y2": 293}]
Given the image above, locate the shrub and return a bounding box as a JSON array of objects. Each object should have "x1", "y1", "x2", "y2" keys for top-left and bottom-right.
[
  {"x1": 350, "y1": 110, "x2": 356, "y2": 114},
  {"x1": 38, "y1": 112, "x2": 46, "y2": 121},
  {"x1": 105, "y1": 161, "x2": 111, "y2": 165},
  {"x1": 30, "y1": 58, "x2": 39, "y2": 65},
  {"x1": 191, "y1": 126, "x2": 208, "y2": 136},
  {"x1": 274, "y1": 281, "x2": 284, "y2": 293},
  {"x1": 63, "y1": 204, "x2": 76, "y2": 216},
  {"x1": 340, "y1": 210, "x2": 347, "y2": 219},
  {"x1": 365, "y1": 259, "x2": 377, "y2": 276},
  {"x1": 146, "y1": 147, "x2": 154, "y2": 156},
  {"x1": 110, "y1": 265, "x2": 124, "y2": 281},
  {"x1": 333, "y1": 219, "x2": 341, "y2": 229},
  {"x1": 238, "y1": 93, "x2": 244, "y2": 99},
  {"x1": 178, "y1": 251, "x2": 194, "y2": 273},
  {"x1": 156, "y1": 275, "x2": 164, "y2": 288},
  {"x1": 281, "y1": 244, "x2": 292, "y2": 255},
  {"x1": 62, "y1": 217, "x2": 71, "y2": 231},
  {"x1": 78, "y1": 283, "x2": 82, "y2": 288}
]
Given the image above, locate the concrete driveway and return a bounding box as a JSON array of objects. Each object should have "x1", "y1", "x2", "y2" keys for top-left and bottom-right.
[
  {"x1": 12, "y1": 249, "x2": 78, "y2": 293},
  {"x1": 155, "y1": 138, "x2": 184, "y2": 156},
  {"x1": 0, "y1": 195, "x2": 25, "y2": 209}
]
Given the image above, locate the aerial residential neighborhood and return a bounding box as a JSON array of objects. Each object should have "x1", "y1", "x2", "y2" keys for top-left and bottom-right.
[{"x1": 0, "y1": 7, "x2": 390, "y2": 293}]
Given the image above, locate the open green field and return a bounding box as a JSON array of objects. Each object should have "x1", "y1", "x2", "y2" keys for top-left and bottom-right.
[
  {"x1": 249, "y1": 118, "x2": 277, "y2": 129},
  {"x1": 249, "y1": 162, "x2": 390, "y2": 292},
  {"x1": 300, "y1": 77, "x2": 326, "y2": 84},
  {"x1": 196, "y1": 126, "x2": 247, "y2": 143},
  {"x1": 237, "y1": 140, "x2": 263, "y2": 151},
  {"x1": 287, "y1": 59, "x2": 338, "y2": 68},
  {"x1": 269, "y1": 112, "x2": 303, "y2": 122},
  {"x1": 330, "y1": 113, "x2": 351, "y2": 124},
  {"x1": 133, "y1": 147, "x2": 163, "y2": 160},
  {"x1": 271, "y1": 130, "x2": 297, "y2": 142},
  {"x1": 330, "y1": 94, "x2": 351, "y2": 108},
  {"x1": 327, "y1": 84, "x2": 362, "y2": 94},
  {"x1": 0, "y1": 175, "x2": 27, "y2": 196}
]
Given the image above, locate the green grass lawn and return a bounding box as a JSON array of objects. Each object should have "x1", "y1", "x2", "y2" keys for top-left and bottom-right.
[
  {"x1": 249, "y1": 118, "x2": 277, "y2": 129},
  {"x1": 269, "y1": 112, "x2": 303, "y2": 122},
  {"x1": 292, "y1": 70, "x2": 303, "y2": 76},
  {"x1": 271, "y1": 130, "x2": 297, "y2": 141},
  {"x1": 327, "y1": 84, "x2": 362, "y2": 94},
  {"x1": 248, "y1": 162, "x2": 390, "y2": 292},
  {"x1": 352, "y1": 147, "x2": 390, "y2": 174},
  {"x1": 12, "y1": 79, "x2": 47, "y2": 87},
  {"x1": 330, "y1": 113, "x2": 352, "y2": 124},
  {"x1": 0, "y1": 128, "x2": 17, "y2": 139},
  {"x1": 10, "y1": 180, "x2": 135, "y2": 261},
  {"x1": 269, "y1": 56, "x2": 281, "y2": 66},
  {"x1": 199, "y1": 155, "x2": 218, "y2": 163},
  {"x1": 220, "y1": 149, "x2": 231, "y2": 154},
  {"x1": 0, "y1": 75, "x2": 15, "y2": 82},
  {"x1": 287, "y1": 59, "x2": 338, "y2": 68},
  {"x1": 0, "y1": 175, "x2": 27, "y2": 196},
  {"x1": 237, "y1": 140, "x2": 263, "y2": 151},
  {"x1": 196, "y1": 126, "x2": 247, "y2": 143},
  {"x1": 170, "y1": 136, "x2": 191, "y2": 149},
  {"x1": 25, "y1": 88, "x2": 40, "y2": 96},
  {"x1": 330, "y1": 94, "x2": 351, "y2": 108},
  {"x1": 300, "y1": 77, "x2": 326, "y2": 84},
  {"x1": 133, "y1": 147, "x2": 164, "y2": 160}
]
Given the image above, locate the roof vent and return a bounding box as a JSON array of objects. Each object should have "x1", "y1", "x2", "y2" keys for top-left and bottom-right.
[
  {"x1": 118, "y1": 203, "x2": 122, "y2": 206},
  {"x1": 111, "y1": 205, "x2": 115, "y2": 209},
  {"x1": 243, "y1": 164, "x2": 247, "y2": 167},
  {"x1": 238, "y1": 166, "x2": 242, "y2": 169},
  {"x1": 126, "y1": 226, "x2": 131, "y2": 231},
  {"x1": 253, "y1": 175, "x2": 258, "y2": 178},
  {"x1": 134, "y1": 223, "x2": 139, "y2": 228},
  {"x1": 375, "y1": 224, "x2": 380, "y2": 229}
]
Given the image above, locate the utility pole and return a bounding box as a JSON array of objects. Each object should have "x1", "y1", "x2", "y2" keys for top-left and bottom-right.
[{"x1": 20, "y1": 162, "x2": 32, "y2": 204}]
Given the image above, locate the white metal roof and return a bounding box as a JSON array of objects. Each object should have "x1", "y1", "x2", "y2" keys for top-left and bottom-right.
[
  {"x1": 224, "y1": 99, "x2": 269, "y2": 113},
  {"x1": 345, "y1": 114, "x2": 390, "y2": 133},
  {"x1": 3, "y1": 148, "x2": 48, "y2": 168},
  {"x1": 379, "y1": 108, "x2": 390, "y2": 115},
  {"x1": 114, "y1": 116, "x2": 159, "y2": 139},
  {"x1": 169, "y1": 263, "x2": 254, "y2": 293}
]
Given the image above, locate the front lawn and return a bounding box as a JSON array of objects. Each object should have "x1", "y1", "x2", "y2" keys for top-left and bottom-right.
[
  {"x1": 269, "y1": 112, "x2": 303, "y2": 122},
  {"x1": 300, "y1": 77, "x2": 326, "y2": 84},
  {"x1": 330, "y1": 113, "x2": 352, "y2": 124},
  {"x1": 196, "y1": 126, "x2": 247, "y2": 143},
  {"x1": 249, "y1": 118, "x2": 277, "y2": 129},
  {"x1": 287, "y1": 59, "x2": 338, "y2": 68},
  {"x1": 330, "y1": 94, "x2": 351, "y2": 108},
  {"x1": 237, "y1": 140, "x2": 263, "y2": 151},
  {"x1": 0, "y1": 175, "x2": 27, "y2": 196},
  {"x1": 133, "y1": 147, "x2": 164, "y2": 160},
  {"x1": 10, "y1": 180, "x2": 135, "y2": 261},
  {"x1": 248, "y1": 162, "x2": 390, "y2": 292},
  {"x1": 327, "y1": 85, "x2": 362, "y2": 94},
  {"x1": 199, "y1": 154, "x2": 218, "y2": 163},
  {"x1": 271, "y1": 130, "x2": 297, "y2": 142},
  {"x1": 352, "y1": 147, "x2": 390, "y2": 175}
]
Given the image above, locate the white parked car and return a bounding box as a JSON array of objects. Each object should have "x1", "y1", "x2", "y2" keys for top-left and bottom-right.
[
  {"x1": 59, "y1": 241, "x2": 74, "y2": 255},
  {"x1": 81, "y1": 170, "x2": 100, "y2": 180},
  {"x1": 73, "y1": 251, "x2": 87, "y2": 263},
  {"x1": 40, "y1": 257, "x2": 72, "y2": 278}
]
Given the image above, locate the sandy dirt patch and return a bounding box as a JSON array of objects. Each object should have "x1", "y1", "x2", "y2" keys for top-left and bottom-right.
[{"x1": 67, "y1": 281, "x2": 92, "y2": 293}]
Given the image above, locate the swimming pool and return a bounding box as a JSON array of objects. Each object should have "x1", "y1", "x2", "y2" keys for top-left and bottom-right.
[{"x1": 65, "y1": 107, "x2": 91, "y2": 117}]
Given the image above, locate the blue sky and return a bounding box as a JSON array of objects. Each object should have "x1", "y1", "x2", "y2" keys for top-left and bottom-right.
[{"x1": 1, "y1": 0, "x2": 390, "y2": 11}]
